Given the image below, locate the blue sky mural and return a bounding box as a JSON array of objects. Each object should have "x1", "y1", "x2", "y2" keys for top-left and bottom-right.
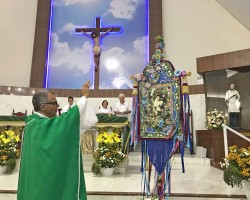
[{"x1": 47, "y1": 0, "x2": 148, "y2": 89}]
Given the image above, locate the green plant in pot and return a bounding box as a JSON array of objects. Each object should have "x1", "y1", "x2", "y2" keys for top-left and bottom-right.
[
  {"x1": 92, "y1": 132, "x2": 125, "y2": 175},
  {"x1": 0, "y1": 130, "x2": 21, "y2": 173},
  {"x1": 221, "y1": 145, "x2": 250, "y2": 188}
]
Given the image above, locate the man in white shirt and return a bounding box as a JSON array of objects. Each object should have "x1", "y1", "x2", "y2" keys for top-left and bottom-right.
[
  {"x1": 114, "y1": 93, "x2": 131, "y2": 117},
  {"x1": 62, "y1": 96, "x2": 75, "y2": 113},
  {"x1": 114, "y1": 93, "x2": 132, "y2": 151},
  {"x1": 225, "y1": 83, "x2": 241, "y2": 129}
]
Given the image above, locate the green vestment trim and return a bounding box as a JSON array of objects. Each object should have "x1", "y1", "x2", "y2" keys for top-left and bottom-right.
[{"x1": 17, "y1": 106, "x2": 86, "y2": 200}]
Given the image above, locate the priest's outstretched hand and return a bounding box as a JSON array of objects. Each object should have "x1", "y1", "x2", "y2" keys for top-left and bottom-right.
[{"x1": 82, "y1": 80, "x2": 91, "y2": 97}]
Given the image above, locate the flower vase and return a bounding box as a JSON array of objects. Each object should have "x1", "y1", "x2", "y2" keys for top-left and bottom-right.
[
  {"x1": 243, "y1": 181, "x2": 250, "y2": 199},
  {"x1": 101, "y1": 167, "x2": 114, "y2": 177},
  {"x1": 0, "y1": 165, "x2": 7, "y2": 175}
]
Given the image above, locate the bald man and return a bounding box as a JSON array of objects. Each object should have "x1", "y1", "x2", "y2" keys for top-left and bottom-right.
[{"x1": 114, "y1": 93, "x2": 131, "y2": 117}]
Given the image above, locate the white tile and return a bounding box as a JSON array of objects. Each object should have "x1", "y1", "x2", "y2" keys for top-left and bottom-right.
[
  {"x1": 0, "y1": 194, "x2": 16, "y2": 200},
  {"x1": 0, "y1": 159, "x2": 246, "y2": 199}
]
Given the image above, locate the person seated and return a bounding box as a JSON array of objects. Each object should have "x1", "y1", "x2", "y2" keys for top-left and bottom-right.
[{"x1": 98, "y1": 100, "x2": 112, "y2": 114}]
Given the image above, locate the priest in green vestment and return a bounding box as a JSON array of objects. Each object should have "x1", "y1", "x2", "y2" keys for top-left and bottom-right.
[{"x1": 17, "y1": 81, "x2": 98, "y2": 200}]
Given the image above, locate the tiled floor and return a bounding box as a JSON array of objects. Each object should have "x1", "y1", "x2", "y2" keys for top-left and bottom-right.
[
  {"x1": 0, "y1": 156, "x2": 247, "y2": 200},
  {"x1": 0, "y1": 195, "x2": 247, "y2": 200}
]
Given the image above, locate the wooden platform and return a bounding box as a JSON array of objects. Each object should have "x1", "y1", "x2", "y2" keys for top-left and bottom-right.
[{"x1": 196, "y1": 129, "x2": 250, "y2": 169}]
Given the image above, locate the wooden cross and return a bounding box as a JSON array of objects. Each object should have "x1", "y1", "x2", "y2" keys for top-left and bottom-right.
[{"x1": 75, "y1": 17, "x2": 121, "y2": 90}]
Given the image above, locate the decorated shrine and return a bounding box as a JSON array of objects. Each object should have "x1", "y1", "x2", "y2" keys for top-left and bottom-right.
[{"x1": 131, "y1": 35, "x2": 191, "y2": 199}]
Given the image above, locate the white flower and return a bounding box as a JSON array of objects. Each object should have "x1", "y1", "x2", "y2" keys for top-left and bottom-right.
[
  {"x1": 206, "y1": 109, "x2": 227, "y2": 129},
  {"x1": 220, "y1": 162, "x2": 226, "y2": 168}
]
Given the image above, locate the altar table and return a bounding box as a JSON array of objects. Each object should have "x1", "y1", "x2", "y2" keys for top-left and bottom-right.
[{"x1": 0, "y1": 114, "x2": 130, "y2": 154}]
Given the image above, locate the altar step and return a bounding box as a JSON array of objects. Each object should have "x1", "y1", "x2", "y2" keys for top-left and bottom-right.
[
  {"x1": 82, "y1": 148, "x2": 211, "y2": 173},
  {"x1": 128, "y1": 151, "x2": 211, "y2": 166},
  {"x1": 128, "y1": 142, "x2": 210, "y2": 166},
  {"x1": 82, "y1": 154, "x2": 94, "y2": 172}
]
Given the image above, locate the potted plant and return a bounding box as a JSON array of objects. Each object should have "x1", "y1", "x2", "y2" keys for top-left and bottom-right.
[
  {"x1": 0, "y1": 129, "x2": 21, "y2": 174},
  {"x1": 92, "y1": 132, "x2": 125, "y2": 176},
  {"x1": 206, "y1": 109, "x2": 227, "y2": 129},
  {"x1": 220, "y1": 145, "x2": 250, "y2": 198}
]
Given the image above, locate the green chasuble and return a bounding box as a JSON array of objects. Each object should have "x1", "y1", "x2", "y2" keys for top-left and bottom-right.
[{"x1": 17, "y1": 106, "x2": 87, "y2": 200}]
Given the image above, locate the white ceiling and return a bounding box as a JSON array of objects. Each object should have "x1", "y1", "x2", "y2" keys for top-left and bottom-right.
[{"x1": 215, "y1": 0, "x2": 250, "y2": 31}]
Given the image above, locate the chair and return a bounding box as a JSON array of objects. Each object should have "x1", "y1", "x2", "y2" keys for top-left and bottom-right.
[{"x1": 12, "y1": 109, "x2": 27, "y2": 116}]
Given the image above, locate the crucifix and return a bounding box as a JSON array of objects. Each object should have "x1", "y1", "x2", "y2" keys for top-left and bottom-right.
[{"x1": 75, "y1": 17, "x2": 121, "y2": 89}]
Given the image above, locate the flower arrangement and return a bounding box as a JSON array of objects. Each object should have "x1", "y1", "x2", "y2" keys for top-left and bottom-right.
[
  {"x1": 206, "y1": 109, "x2": 227, "y2": 129},
  {"x1": 220, "y1": 145, "x2": 250, "y2": 188},
  {"x1": 0, "y1": 130, "x2": 21, "y2": 172},
  {"x1": 92, "y1": 132, "x2": 125, "y2": 175}
]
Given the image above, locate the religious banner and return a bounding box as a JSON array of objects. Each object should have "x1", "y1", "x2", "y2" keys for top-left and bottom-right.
[
  {"x1": 131, "y1": 36, "x2": 182, "y2": 141},
  {"x1": 138, "y1": 66, "x2": 181, "y2": 140},
  {"x1": 131, "y1": 36, "x2": 191, "y2": 200}
]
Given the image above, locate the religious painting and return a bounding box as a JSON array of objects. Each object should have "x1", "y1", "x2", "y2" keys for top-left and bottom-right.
[
  {"x1": 46, "y1": 0, "x2": 148, "y2": 89},
  {"x1": 139, "y1": 82, "x2": 174, "y2": 138},
  {"x1": 139, "y1": 80, "x2": 180, "y2": 139}
]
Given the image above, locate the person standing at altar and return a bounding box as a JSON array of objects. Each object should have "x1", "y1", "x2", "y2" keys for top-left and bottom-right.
[
  {"x1": 17, "y1": 80, "x2": 98, "y2": 200},
  {"x1": 114, "y1": 93, "x2": 132, "y2": 151},
  {"x1": 225, "y1": 83, "x2": 241, "y2": 129},
  {"x1": 98, "y1": 100, "x2": 112, "y2": 114},
  {"x1": 114, "y1": 93, "x2": 131, "y2": 117},
  {"x1": 61, "y1": 96, "x2": 75, "y2": 113}
]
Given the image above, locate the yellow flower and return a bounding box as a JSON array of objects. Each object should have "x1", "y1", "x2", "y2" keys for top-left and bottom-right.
[
  {"x1": 108, "y1": 138, "x2": 114, "y2": 143},
  {"x1": 0, "y1": 129, "x2": 21, "y2": 167},
  {"x1": 96, "y1": 135, "x2": 103, "y2": 143},
  {"x1": 114, "y1": 137, "x2": 121, "y2": 143},
  {"x1": 103, "y1": 139, "x2": 109, "y2": 144},
  {"x1": 0, "y1": 155, "x2": 8, "y2": 160},
  {"x1": 2, "y1": 138, "x2": 10, "y2": 144},
  {"x1": 5, "y1": 130, "x2": 15, "y2": 137},
  {"x1": 96, "y1": 132, "x2": 107, "y2": 142},
  {"x1": 222, "y1": 145, "x2": 250, "y2": 188},
  {"x1": 15, "y1": 135, "x2": 20, "y2": 142}
]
